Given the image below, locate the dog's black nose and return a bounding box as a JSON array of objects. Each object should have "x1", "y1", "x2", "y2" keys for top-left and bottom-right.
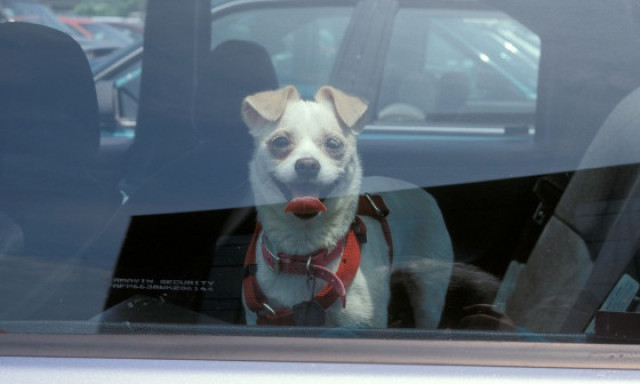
[{"x1": 295, "y1": 158, "x2": 321, "y2": 177}]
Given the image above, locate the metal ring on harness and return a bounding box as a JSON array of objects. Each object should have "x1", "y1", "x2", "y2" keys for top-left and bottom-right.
[
  {"x1": 262, "y1": 302, "x2": 277, "y2": 316},
  {"x1": 364, "y1": 193, "x2": 388, "y2": 217}
]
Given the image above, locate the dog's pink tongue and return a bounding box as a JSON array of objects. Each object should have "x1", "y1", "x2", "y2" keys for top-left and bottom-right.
[{"x1": 285, "y1": 197, "x2": 327, "y2": 215}]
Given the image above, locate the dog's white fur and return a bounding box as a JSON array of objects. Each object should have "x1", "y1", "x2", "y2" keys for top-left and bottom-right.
[{"x1": 241, "y1": 85, "x2": 453, "y2": 328}]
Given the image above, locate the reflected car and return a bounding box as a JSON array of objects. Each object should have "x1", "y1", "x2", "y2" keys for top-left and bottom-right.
[
  {"x1": 92, "y1": 6, "x2": 540, "y2": 145},
  {"x1": 0, "y1": 0, "x2": 121, "y2": 58},
  {"x1": 60, "y1": 16, "x2": 134, "y2": 47},
  {"x1": 90, "y1": 16, "x2": 144, "y2": 41}
]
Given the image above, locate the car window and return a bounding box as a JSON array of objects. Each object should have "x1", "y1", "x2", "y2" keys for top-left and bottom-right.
[
  {"x1": 110, "y1": 60, "x2": 141, "y2": 129},
  {"x1": 0, "y1": 0, "x2": 72, "y2": 33},
  {"x1": 92, "y1": 5, "x2": 351, "y2": 137},
  {"x1": 210, "y1": 5, "x2": 352, "y2": 98},
  {"x1": 376, "y1": 8, "x2": 538, "y2": 135},
  {"x1": 4, "y1": 0, "x2": 640, "y2": 373},
  {"x1": 92, "y1": 38, "x2": 143, "y2": 135}
]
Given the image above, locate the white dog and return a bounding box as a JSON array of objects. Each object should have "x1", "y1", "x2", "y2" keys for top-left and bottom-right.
[{"x1": 241, "y1": 85, "x2": 453, "y2": 328}]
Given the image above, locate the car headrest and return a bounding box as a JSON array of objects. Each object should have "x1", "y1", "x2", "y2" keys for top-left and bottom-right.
[
  {"x1": 0, "y1": 22, "x2": 99, "y2": 165},
  {"x1": 195, "y1": 39, "x2": 278, "y2": 150},
  {"x1": 579, "y1": 86, "x2": 640, "y2": 170}
]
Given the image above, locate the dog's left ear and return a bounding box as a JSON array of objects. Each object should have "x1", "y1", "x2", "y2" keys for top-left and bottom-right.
[{"x1": 314, "y1": 86, "x2": 368, "y2": 133}]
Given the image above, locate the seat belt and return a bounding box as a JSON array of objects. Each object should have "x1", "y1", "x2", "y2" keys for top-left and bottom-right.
[
  {"x1": 494, "y1": 173, "x2": 570, "y2": 313},
  {"x1": 513, "y1": 173, "x2": 571, "y2": 263}
]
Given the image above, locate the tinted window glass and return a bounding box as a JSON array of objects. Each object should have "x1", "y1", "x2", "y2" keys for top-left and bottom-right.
[
  {"x1": 376, "y1": 9, "x2": 538, "y2": 134},
  {"x1": 211, "y1": 6, "x2": 352, "y2": 97},
  {"x1": 3, "y1": 0, "x2": 640, "y2": 360}
]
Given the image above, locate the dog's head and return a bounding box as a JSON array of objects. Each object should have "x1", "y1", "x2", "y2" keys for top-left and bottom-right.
[{"x1": 242, "y1": 85, "x2": 367, "y2": 222}]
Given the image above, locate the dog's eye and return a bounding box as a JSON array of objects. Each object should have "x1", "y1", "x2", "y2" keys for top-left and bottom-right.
[
  {"x1": 268, "y1": 135, "x2": 292, "y2": 157},
  {"x1": 270, "y1": 136, "x2": 290, "y2": 149},
  {"x1": 325, "y1": 137, "x2": 343, "y2": 151}
]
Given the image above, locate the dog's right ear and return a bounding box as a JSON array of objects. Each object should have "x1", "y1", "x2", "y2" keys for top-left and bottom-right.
[{"x1": 242, "y1": 85, "x2": 300, "y2": 136}]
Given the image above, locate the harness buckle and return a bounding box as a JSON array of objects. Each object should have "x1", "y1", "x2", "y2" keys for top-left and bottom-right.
[
  {"x1": 261, "y1": 302, "x2": 277, "y2": 317},
  {"x1": 263, "y1": 237, "x2": 281, "y2": 274},
  {"x1": 364, "y1": 193, "x2": 388, "y2": 217},
  {"x1": 271, "y1": 252, "x2": 280, "y2": 274}
]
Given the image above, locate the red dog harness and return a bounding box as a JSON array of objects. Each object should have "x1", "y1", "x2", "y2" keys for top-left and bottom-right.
[{"x1": 243, "y1": 194, "x2": 393, "y2": 326}]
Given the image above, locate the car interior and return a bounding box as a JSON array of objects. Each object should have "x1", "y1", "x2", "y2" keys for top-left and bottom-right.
[{"x1": 1, "y1": 0, "x2": 640, "y2": 344}]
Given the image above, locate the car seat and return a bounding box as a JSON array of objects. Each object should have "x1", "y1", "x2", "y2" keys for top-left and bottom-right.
[
  {"x1": 112, "y1": 39, "x2": 279, "y2": 215},
  {"x1": 0, "y1": 23, "x2": 112, "y2": 258},
  {"x1": 497, "y1": 87, "x2": 640, "y2": 333},
  {"x1": 377, "y1": 71, "x2": 437, "y2": 122},
  {"x1": 91, "y1": 40, "x2": 279, "y2": 321},
  {"x1": 0, "y1": 23, "x2": 122, "y2": 321},
  {"x1": 435, "y1": 71, "x2": 470, "y2": 114}
]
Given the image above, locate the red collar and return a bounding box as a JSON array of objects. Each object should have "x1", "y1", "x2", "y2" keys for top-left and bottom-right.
[
  {"x1": 260, "y1": 234, "x2": 347, "y2": 301},
  {"x1": 261, "y1": 234, "x2": 346, "y2": 274}
]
